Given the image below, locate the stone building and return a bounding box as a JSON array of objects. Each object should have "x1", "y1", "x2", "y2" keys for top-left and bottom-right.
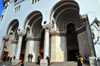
[{"x1": 0, "y1": 0, "x2": 95, "y2": 64}]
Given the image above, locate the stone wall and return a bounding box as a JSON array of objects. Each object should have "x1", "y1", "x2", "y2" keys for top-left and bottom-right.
[{"x1": 78, "y1": 31, "x2": 91, "y2": 58}]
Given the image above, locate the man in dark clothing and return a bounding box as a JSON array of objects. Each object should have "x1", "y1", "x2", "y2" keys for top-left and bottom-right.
[
  {"x1": 3, "y1": 55, "x2": 6, "y2": 61},
  {"x1": 13, "y1": 56, "x2": 15, "y2": 60},
  {"x1": 28, "y1": 54, "x2": 31, "y2": 62},
  {"x1": 30, "y1": 53, "x2": 33, "y2": 62},
  {"x1": 37, "y1": 55, "x2": 40, "y2": 65},
  {"x1": 21, "y1": 62, "x2": 24, "y2": 66},
  {"x1": 10, "y1": 57, "x2": 12, "y2": 62},
  {"x1": 7, "y1": 56, "x2": 10, "y2": 61},
  {"x1": 46, "y1": 56, "x2": 50, "y2": 65}
]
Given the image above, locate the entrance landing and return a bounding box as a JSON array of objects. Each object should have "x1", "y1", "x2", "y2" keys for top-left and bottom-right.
[{"x1": 0, "y1": 61, "x2": 89, "y2": 66}]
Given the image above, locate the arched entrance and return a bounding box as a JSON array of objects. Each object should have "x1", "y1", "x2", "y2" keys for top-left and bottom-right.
[
  {"x1": 39, "y1": 30, "x2": 45, "y2": 60},
  {"x1": 67, "y1": 23, "x2": 79, "y2": 61}
]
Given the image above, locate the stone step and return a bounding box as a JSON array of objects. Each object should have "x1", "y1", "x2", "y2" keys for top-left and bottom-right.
[{"x1": 0, "y1": 61, "x2": 89, "y2": 66}]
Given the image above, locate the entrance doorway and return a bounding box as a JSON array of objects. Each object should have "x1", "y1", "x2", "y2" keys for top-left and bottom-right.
[
  {"x1": 2, "y1": 51, "x2": 8, "y2": 61},
  {"x1": 68, "y1": 50, "x2": 78, "y2": 61},
  {"x1": 39, "y1": 30, "x2": 45, "y2": 60},
  {"x1": 67, "y1": 23, "x2": 79, "y2": 61},
  {"x1": 20, "y1": 33, "x2": 27, "y2": 62}
]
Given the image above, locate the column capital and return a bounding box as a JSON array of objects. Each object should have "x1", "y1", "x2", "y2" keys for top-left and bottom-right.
[
  {"x1": 2, "y1": 35, "x2": 9, "y2": 41},
  {"x1": 17, "y1": 30, "x2": 26, "y2": 36}
]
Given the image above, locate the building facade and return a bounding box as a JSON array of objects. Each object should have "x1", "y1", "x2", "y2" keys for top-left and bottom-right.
[{"x1": 0, "y1": 0, "x2": 95, "y2": 63}]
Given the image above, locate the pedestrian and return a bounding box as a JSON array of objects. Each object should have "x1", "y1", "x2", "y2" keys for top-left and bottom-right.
[
  {"x1": 83, "y1": 55, "x2": 87, "y2": 63},
  {"x1": 37, "y1": 54, "x2": 40, "y2": 65},
  {"x1": 77, "y1": 54, "x2": 83, "y2": 66},
  {"x1": 13, "y1": 56, "x2": 15, "y2": 60},
  {"x1": 21, "y1": 62, "x2": 24, "y2": 66},
  {"x1": 46, "y1": 56, "x2": 50, "y2": 65},
  {"x1": 3, "y1": 55, "x2": 6, "y2": 61},
  {"x1": 10, "y1": 57, "x2": 12, "y2": 62},
  {"x1": 28, "y1": 54, "x2": 31, "y2": 62},
  {"x1": 7, "y1": 56, "x2": 10, "y2": 61},
  {"x1": 30, "y1": 53, "x2": 33, "y2": 62}
]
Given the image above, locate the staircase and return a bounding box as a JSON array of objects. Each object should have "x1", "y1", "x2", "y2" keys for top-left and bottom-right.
[{"x1": 0, "y1": 61, "x2": 89, "y2": 66}]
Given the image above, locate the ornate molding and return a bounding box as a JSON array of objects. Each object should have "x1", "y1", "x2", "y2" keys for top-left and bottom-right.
[
  {"x1": 2, "y1": 35, "x2": 9, "y2": 41},
  {"x1": 9, "y1": 30, "x2": 13, "y2": 35},
  {"x1": 17, "y1": 30, "x2": 26, "y2": 36}
]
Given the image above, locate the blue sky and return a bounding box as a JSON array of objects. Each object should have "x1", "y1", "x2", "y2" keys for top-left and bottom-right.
[{"x1": 0, "y1": 0, "x2": 4, "y2": 17}]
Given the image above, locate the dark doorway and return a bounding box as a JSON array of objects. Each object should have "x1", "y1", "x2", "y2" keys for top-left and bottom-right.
[
  {"x1": 20, "y1": 33, "x2": 27, "y2": 62},
  {"x1": 2, "y1": 51, "x2": 8, "y2": 61},
  {"x1": 39, "y1": 30, "x2": 45, "y2": 60},
  {"x1": 67, "y1": 23, "x2": 79, "y2": 61},
  {"x1": 68, "y1": 50, "x2": 78, "y2": 61}
]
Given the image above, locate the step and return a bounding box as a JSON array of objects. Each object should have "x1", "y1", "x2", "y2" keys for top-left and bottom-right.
[{"x1": 0, "y1": 61, "x2": 89, "y2": 66}]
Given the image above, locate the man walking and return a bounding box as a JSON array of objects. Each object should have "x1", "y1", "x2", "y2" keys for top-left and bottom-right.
[
  {"x1": 30, "y1": 53, "x2": 33, "y2": 62},
  {"x1": 28, "y1": 54, "x2": 31, "y2": 62}
]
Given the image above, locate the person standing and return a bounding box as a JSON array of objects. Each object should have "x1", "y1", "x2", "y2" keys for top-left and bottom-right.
[
  {"x1": 77, "y1": 54, "x2": 83, "y2": 66},
  {"x1": 30, "y1": 53, "x2": 33, "y2": 62},
  {"x1": 7, "y1": 56, "x2": 10, "y2": 61},
  {"x1": 13, "y1": 56, "x2": 15, "y2": 60},
  {"x1": 10, "y1": 57, "x2": 12, "y2": 62},
  {"x1": 3, "y1": 55, "x2": 6, "y2": 61},
  {"x1": 83, "y1": 55, "x2": 87, "y2": 63},
  {"x1": 28, "y1": 54, "x2": 31, "y2": 62},
  {"x1": 46, "y1": 56, "x2": 50, "y2": 65},
  {"x1": 37, "y1": 54, "x2": 40, "y2": 65}
]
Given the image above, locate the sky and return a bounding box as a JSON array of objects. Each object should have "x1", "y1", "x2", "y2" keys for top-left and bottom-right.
[
  {"x1": 0, "y1": 0, "x2": 4, "y2": 17},
  {"x1": 75, "y1": 0, "x2": 100, "y2": 23}
]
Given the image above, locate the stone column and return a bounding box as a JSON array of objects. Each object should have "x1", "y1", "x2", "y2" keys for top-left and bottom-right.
[
  {"x1": 12, "y1": 30, "x2": 26, "y2": 65},
  {"x1": 50, "y1": 32, "x2": 67, "y2": 62},
  {"x1": 43, "y1": 28, "x2": 50, "y2": 59},
  {"x1": 0, "y1": 35, "x2": 9, "y2": 62}
]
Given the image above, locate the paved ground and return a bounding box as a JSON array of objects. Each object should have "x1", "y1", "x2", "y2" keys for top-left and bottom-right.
[{"x1": 0, "y1": 61, "x2": 89, "y2": 66}]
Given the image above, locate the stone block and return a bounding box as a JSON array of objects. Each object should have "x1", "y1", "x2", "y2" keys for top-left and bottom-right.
[
  {"x1": 89, "y1": 57, "x2": 96, "y2": 66},
  {"x1": 12, "y1": 59, "x2": 21, "y2": 65},
  {"x1": 40, "y1": 59, "x2": 48, "y2": 66}
]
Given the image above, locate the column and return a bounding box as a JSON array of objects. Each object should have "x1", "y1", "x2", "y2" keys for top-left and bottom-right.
[
  {"x1": 12, "y1": 30, "x2": 26, "y2": 65},
  {"x1": 15, "y1": 35, "x2": 23, "y2": 60},
  {"x1": 50, "y1": 33, "x2": 67, "y2": 62},
  {"x1": 0, "y1": 35, "x2": 9, "y2": 62},
  {"x1": 44, "y1": 28, "x2": 50, "y2": 59}
]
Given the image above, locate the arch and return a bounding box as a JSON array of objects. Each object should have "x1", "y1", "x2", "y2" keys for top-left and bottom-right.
[
  {"x1": 6, "y1": 19, "x2": 19, "y2": 35},
  {"x1": 50, "y1": 0, "x2": 79, "y2": 22},
  {"x1": 23, "y1": 11, "x2": 43, "y2": 31},
  {"x1": 56, "y1": 11, "x2": 82, "y2": 31},
  {"x1": 49, "y1": 0, "x2": 82, "y2": 32},
  {"x1": 6, "y1": 19, "x2": 19, "y2": 40}
]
